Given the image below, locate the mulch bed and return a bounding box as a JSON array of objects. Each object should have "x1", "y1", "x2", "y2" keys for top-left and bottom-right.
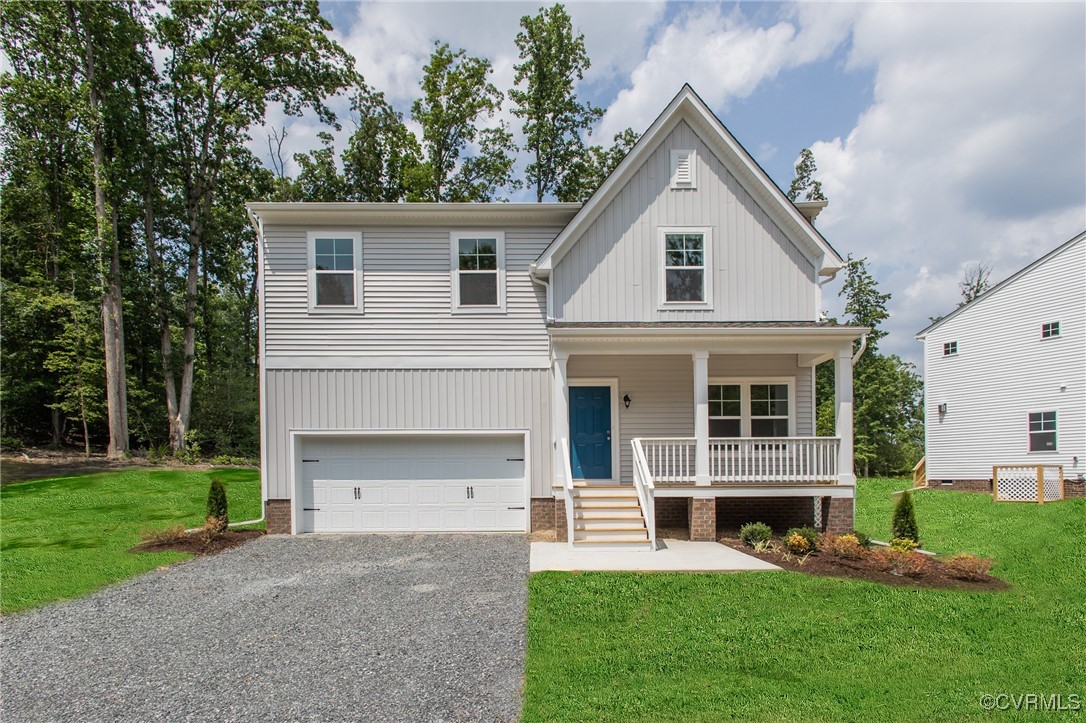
[
  {"x1": 719, "y1": 536, "x2": 1010, "y2": 592},
  {"x1": 132, "y1": 529, "x2": 264, "y2": 556}
]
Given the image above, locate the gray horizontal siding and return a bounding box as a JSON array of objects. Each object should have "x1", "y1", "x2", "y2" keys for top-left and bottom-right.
[
  {"x1": 567, "y1": 354, "x2": 815, "y2": 484},
  {"x1": 264, "y1": 368, "x2": 552, "y2": 499},
  {"x1": 553, "y1": 120, "x2": 817, "y2": 322},
  {"x1": 263, "y1": 225, "x2": 561, "y2": 356}
]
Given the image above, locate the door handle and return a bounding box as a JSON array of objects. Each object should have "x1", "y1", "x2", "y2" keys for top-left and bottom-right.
[{"x1": 303, "y1": 508, "x2": 320, "y2": 511}]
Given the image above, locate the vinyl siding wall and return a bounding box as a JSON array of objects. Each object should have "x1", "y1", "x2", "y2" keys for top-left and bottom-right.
[
  {"x1": 262, "y1": 224, "x2": 563, "y2": 356},
  {"x1": 264, "y1": 368, "x2": 552, "y2": 499},
  {"x1": 567, "y1": 354, "x2": 815, "y2": 484},
  {"x1": 923, "y1": 238, "x2": 1085, "y2": 481},
  {"x1": 552, "y1": 121, "x2": 818, "y2": 322}
]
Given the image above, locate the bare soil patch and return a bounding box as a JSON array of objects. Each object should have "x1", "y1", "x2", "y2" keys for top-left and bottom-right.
[
  {"x1": 719, "y1": 535, "x2": 1009, "y2": 592},
  {"x1": 132, "y1": 529, "x2": 264, "y2": 556},
  {"x1": 1, "y1": 448, "x2": 249, "y2": 484}
]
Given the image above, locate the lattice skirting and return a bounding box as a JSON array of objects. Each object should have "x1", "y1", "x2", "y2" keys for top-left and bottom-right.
[{"x1": 993, "y1": 465, "x2": 1064, "y2": 503}]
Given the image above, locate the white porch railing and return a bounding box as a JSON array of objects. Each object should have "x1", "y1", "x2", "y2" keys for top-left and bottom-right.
[
  {"x1": 559, "y1": 437, "x2": 575, "y2": 546},
  {"x1": 638, "y1": 437, "x2": 840, "y2": 485},
  {"x1": 630, "y1": 439, "x2": 657, "y2": 549}
]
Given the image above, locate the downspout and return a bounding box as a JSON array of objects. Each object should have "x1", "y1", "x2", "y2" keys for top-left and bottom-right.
[
  {"x1": 816, "y1": 269, "x2": 838, "y2": 321},
  {"x1": 852, "y1": 333, "x2": 868, "y2": 365},
  {"x1": 529, "y1": 262, "x2": 553, "y2": 321}
]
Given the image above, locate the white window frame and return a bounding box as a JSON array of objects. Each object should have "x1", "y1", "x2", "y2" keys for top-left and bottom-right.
[
  {"x1": 307, "y1": 230, "x2": 363, "y2": 314},
  {"x1": 670, "y1": 149, "x2": 697, "y2": 189},
  {"x1": 450, "y1": 230, "x2": 506, "y2": 314},
  {"x1": 943, "y1": 341, "x2": 958, "y2": 356},
  {"x1": 1041, "y1": 321, "x2": 1060, "y2": 339},
  {"x1": 1027, "y1": 410, "x2": 1057, "y2": 453},
  {"x1": 659, "y1": 226, "x2": 712, "y2": 309},
  {"x1": 708, "y1": 378, "x2": 795, "y2": 438}
]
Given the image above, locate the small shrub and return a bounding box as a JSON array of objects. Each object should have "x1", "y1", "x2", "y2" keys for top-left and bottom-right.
[
  {"x1": 890, "y1": 537, "x2": 919, "y2": 552},
  {"x1": 201, "y1": 515, "x2": 228, "y2": 544},
  {"x1": 176, "y1": 430, "x2": 202, "y2": 465},
  {"x1": 739, "y1": 522, "x2": 773, "y2": 547},
  {"x1": 785, "y1": 526, "x2": 820, "y2": 552},
  {"x1": 206, "y1": 478, "x2": 229, "y2": 524},
  {"x1": 211, "y1": 454, "x2": 257, "y2": 467},
  {"x1": 147, "y1": 443, "x2": 171, "y2": 462},
  {"x1": 820, "y1": 533, "x2": 866, "y2": 560},
  {"x1": 873, "y1": 548, "x2": 929, "y2": 576},
  {"x1": 850, "y1": 530, "x2": 872, "y2": 548},
  {"x1": 784, "y1": 531, "x2": 811, "y2": 554},
  {"x1": 942, "y1": 553, "x2": 993, "y2": 581},
  {"x1": 891, "y1": 490, "x2": 920, "y2": 544},
  {"x1": 140, "y1": 524, "x2": 187, "y2": 546}
]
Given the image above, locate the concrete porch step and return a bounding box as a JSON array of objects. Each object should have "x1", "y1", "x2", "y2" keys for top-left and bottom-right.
[
  {"x1": 572, "y1": 487, "x2": 638, "y2": 498},
  {"x1": 574, "y1": 507, "x2": 643, "y2": 519},
  {"x1": 574, "y1": 519, "x2": 647, "y2": 531},
  {"x1": 571, "y1": 538, "x2": 654, "y2": 550},
  {"x1": 573, "y1": 498, "x2": 640, "y2": 509},
  {"x1": 573, "y1": 529, "x2": 651, "y2": 542}
]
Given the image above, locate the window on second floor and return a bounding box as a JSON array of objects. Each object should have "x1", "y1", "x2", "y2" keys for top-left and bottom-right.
[
  {"x1": 452, "y1": 231, "x2": 505, "y2": 313},
  {"x1": 308, "y1": 231, "x2": 362, "y2": 312},
  {"x1": 1041, "y1": 321, "x2": 1060, "y2": 339},
  {"x1": 1028, "y1": 411, "x2": 1057, "y2": 452},
  {"x1": 943, "y1": 341, "x2": 958, "y2": 356},
  {"x1": 660, "y1": 228, "x2": 712, "y2": 307}
]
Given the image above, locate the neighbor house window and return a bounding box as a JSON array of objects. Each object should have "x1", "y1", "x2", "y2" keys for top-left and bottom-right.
[
  {"x1": 660, "y1": 228, "x2": 712, "y2": 306},
  {"x1": 452, "y1": 231, "x2": 505, "y2": 312},
  {"x1": 308, "y1": 231, "x2": 362, "y2": 311},
  {"x1": 943, "y1": 341, "x2": 958, "y2": 356},
  {"x1": 708, "y1": 380, "x2": 792, "y2": 438},
  {"x1": 1028, "y1": 411, "x2": 1057, "y2": 452},
  {"x1": 1041, "y1": 321, "x2": 1060, "y2": 339}
]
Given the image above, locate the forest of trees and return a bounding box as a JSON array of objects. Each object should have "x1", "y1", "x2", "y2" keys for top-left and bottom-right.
[{"x1": 2, "y1": 2, "x2": 940, "y2": 476}]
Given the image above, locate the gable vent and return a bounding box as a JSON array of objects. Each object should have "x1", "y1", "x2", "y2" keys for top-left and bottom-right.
[{"x1": 670, "y1": 149, "x2": 697, "y2": 189}]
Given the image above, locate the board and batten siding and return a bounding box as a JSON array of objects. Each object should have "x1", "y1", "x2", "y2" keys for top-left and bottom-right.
[
  {"x1": 923, "y1": 237, "x2": 1085, "y2": 481},
  {"x1": 552, "y1": 120, "x2": 818, "y2": 322},
  {"x1": 264, "y1": 368, "x2": 552, "y2": 499},
  {"x1": 567, "y1": 354, "x2": 815, "y2": 484},
  {"x1": 262, "y1": 224, "x2": 563, "y2": 356}
]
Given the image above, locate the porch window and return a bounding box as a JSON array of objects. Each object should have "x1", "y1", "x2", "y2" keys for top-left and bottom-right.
[
  {"x1": 708, "y1": 380, "x2": 793, "y2": 437},
  {"x1": 1028, "y1": 411, "x2": 1057, "y2": 452},
  {"x1": 452, "y1": 231, "x2": 505, "y2": 312},
  {"x1": 708, "y1": 384, "x2": 741, "y2": 437},
  {"x1": 750, "y1": 384, "x2": 790, "y2": 437},
  {"x1": 660, "y1": 228, "x2": 711, "y2": 306},
  {"x1": 308, "y1": 231, "x2": 362, "y2": 311}
]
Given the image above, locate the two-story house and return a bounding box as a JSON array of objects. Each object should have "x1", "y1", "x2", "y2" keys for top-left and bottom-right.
[{"x1": 247, "y1": 85, "x2": 867, "y2": 549}]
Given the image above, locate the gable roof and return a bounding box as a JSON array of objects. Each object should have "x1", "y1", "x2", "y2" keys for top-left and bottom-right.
[
  {"x1": 533, "y1": 84, "x2": 845, "y2": 276},
  {"x1": 915, "y1": 230, "x2": 1086, "y2": 339}
]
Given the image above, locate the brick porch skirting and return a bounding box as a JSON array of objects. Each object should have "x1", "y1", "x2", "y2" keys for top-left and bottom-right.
[
  {"x1": 715, "y1": 497, "x2": 817, "y2": 533},
  {"x1": 530, "y1": 497, "x2": 557, "y2": 531},
  {"x1": 821, "y1": 497, "x2": 854, "y2": 535},
  {"x1": 929, "y1": 479, "x2": 993, "y2": 493},
  {"x1": 266, "y1": 499, "x2": 291, "y2": 534}
]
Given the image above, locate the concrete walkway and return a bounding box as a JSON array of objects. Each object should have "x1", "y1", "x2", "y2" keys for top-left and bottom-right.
[{"x1": 530, "y1": 539, "x2": 781, "y2": 572}]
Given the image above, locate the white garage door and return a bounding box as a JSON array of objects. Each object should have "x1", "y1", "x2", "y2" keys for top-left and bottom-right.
[{"x1": 298, "y1": 435, "x2": 526, "y2": 533}]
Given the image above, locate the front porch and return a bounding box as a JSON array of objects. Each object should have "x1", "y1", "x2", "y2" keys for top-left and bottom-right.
[{"x1": 548, "y1": 322, "x2": 866, "y2": 549}]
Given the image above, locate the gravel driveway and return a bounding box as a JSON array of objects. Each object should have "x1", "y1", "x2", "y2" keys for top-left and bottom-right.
[{"x1": 1, "y1": 534, "x2": 529, "y2": 722}]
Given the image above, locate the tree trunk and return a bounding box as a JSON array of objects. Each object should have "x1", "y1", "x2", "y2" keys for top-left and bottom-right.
[
  {"x1": 68, "y1": 1, "x2": 128, "y2": 459},
  {"x1": 51, "y1": 407, "x2": 64, "y2": 447}
]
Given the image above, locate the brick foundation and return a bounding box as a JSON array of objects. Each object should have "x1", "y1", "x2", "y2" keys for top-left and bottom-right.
[
  {"x1": 654, "y1": 497, "x2": 690, "y2": 528},
  {"x1": 715, "y1": 497, "x2": 816, "y2": 534},
  {"x1": 1066, "y1": 478, "x2": 1086, "y2": 498},
  {"x1": 822, "y1": 497, "x2": 854, "y2": 534},
  {"x1": 554, "y1": 498, "x2": 568, "y2": 542},
  {"x1": 689, "y1": 498, "x2": 716, "y2": 541},
  {"x1": 530, "y1": 497, "x2": 557, "y2": 531},
  {"x1": 266, "y1": 499, "x2": 291, "y2": 534},
  {"x1": 930, "y1": 479, "x2": 993, "y2": 493}
]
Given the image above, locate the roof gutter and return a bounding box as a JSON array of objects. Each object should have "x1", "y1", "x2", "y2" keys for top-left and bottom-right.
[
  {"x1": 528, "y1": 263, "x2": 553, "y2": 322},
  {"x1": 851, "y1": 333, "x2": 868, "y2": 366}
]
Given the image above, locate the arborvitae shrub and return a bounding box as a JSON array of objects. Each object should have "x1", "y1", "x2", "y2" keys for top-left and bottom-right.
[
  {"x1": 206, "y1": 478, "x2": 229, "y2": 524},
  {"x1": 891, "y1": 490, "x2": 919, "y2": 543}
]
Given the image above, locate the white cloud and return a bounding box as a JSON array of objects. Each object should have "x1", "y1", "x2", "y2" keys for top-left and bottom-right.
[{"x1": 812, "y1": 2, "x2": 1086, "y2": 366}]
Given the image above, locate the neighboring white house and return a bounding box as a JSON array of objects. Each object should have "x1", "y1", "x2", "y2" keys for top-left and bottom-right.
[
  {"x1": 246, "y1": 85, "x2": 867, "y2": 548},
  {"x1": 916, "y1": 232, "x2": 1085, "y2": 489}
]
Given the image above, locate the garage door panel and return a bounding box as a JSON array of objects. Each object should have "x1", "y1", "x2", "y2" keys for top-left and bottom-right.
[{"x1": 300, "y1": 435, "x2": 525, "y2": 533}]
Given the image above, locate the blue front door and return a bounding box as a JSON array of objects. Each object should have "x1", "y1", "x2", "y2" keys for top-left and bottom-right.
[{"x1": 569, "y1": 386, "x2": 612, "y2": 479}]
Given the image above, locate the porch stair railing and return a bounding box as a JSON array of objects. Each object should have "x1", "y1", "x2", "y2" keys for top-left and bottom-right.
[
  {"x1": 631, "y1": 439, "x2": 657, "y2": 550},
  {"x1": 639, "y1": 437, "x2": 840, "y2": 485}
]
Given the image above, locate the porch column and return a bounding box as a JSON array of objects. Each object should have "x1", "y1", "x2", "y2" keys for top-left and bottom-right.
[
  {"x1": 552, "y1": 349, "x2": 570, "y2": 489},
  {"x1": 834, "y1": 346, "x2": 856, "y2": 486},
  {"x1": 693, "y1": 350, "x2": 710, "y2": 486}
]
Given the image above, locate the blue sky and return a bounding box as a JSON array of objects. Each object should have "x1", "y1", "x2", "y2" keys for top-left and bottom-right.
[{"x1": 269, "y1": 1, "x2": 1086, "y2": 367}]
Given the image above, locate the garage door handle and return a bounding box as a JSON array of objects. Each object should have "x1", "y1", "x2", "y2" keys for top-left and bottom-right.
[
  {"x1": 303, "y1": 508, "x2": 320, "y2": 511},
  {"x1": 507, "y1": 506, "x2": 525, "y2": 510},
  {"x1": 507, "y1": 458, "x2": 524, "y2": 461}
]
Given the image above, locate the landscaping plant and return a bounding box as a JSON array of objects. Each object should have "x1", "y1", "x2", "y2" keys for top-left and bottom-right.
[
  {"x1": 890, "y1": 489, "x2": 919, "y2": 543},
  {"x1": 739, "y1": 522, "x2": 772, "y2": 547},
  {"x1": 873, "y1": 547, "x2": 929, "y2": 576},
  {"x1": 889, "y1": 537, "x2": 919, "y2": 552},
  {"x1": 206, "y1": 478, "x2": 229, "y2": 525},
  {"x1": 784, "y1": 526, "x2": 820, "y2": 552},
  {"x1": 942, "y1": 553, "x2": 993, "y2": 581},
  {"x1": 819, "y1": 533, "x2": 866, "y2": 560}
]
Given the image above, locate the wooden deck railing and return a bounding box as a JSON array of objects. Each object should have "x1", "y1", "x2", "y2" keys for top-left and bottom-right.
[{"x1": 637, "y1": 437, "x2": 840, "y2": 485}]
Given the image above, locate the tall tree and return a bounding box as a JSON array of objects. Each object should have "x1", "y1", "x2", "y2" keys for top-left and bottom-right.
[
  {"x1": 410, "y1": 42, "x2": 518, "y2": 202},
  {"x1": 786, "y1": 148, "x2": 826, "y2": 202},
  {"x1": 958, "y1": 263, "x2": 991, "y2": 306},
  {"x1": 840, "y1": 254, "x2": 890, "y2": 352},
  {"x1": 153, "y1": 0, "x2": 353, "y2": 450},
  {"x1": 555, "y1": 127, "x2": 639, "y2": 203},
  {"x1": 510, "y1": 3, "x2": 602, "y2": 202},
  {"x1": 342, "y1": 84, "x2": 421, "y2": 202}
]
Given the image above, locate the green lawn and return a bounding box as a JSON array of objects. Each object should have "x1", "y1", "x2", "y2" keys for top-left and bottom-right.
[
  {"x1": 0, "y1": 468, "x2": 261, "y2": 613},
  {"x1": 524, "y1": 479, "x2": 1086, "y2": 722}
]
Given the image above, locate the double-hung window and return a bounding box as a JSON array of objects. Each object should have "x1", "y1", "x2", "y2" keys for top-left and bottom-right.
[
  {"x1": 660, "y1": 227, "x2": 712, "y2": 307},
  {"x1": 1028, "y1": 411, "x2": 1057, "y2": 452},
  {"x1": 708, "y1": 380, "x2": 793, "y2": 438},
  {"x1": 308, "y1": 231, "x2": 362, "y2": 311},
  {"x1": 452, "y1": 231, "x2": 505, "y2": 312}
]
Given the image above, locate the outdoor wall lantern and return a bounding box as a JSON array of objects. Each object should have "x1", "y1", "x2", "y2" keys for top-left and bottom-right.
[
  {"x1": 623, "y1": 394, "x2": 632, "y2": 409},
  {"x1": 937, "y1": 403, "x2": 948, "y2": 415}
]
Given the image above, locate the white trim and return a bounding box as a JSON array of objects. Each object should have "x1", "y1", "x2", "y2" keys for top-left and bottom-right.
[
  {"x1": 654, "y1": 485, "x2": 854, "y2": 498},
  {"x1": 658, "y1": 226, "x2": 713, "y2": 309},
  {"x1": 253, "y1": 211, "x2": 269, "y2": 511},
  {"x1": 670, "y1": 149, "x2": 697, "y2": 189},
  {"x1": 708, "y1": 377, "x2": 796, "y2": 437},
  {"x1": 567, "y1": 378, "x2": 621, "y2": 484},
  {"x1": 263, "y1": 355, "x2": 550, "y2": 370},
  {"x1": 307, "y1": 230, "x2": 363, "y2": 313},
  {"x1": 450, "y1": 230, "x2": 506, "y2": 314},
  {"x1": 289, "y1": 428, "x2": 531, "y2": 536}
]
